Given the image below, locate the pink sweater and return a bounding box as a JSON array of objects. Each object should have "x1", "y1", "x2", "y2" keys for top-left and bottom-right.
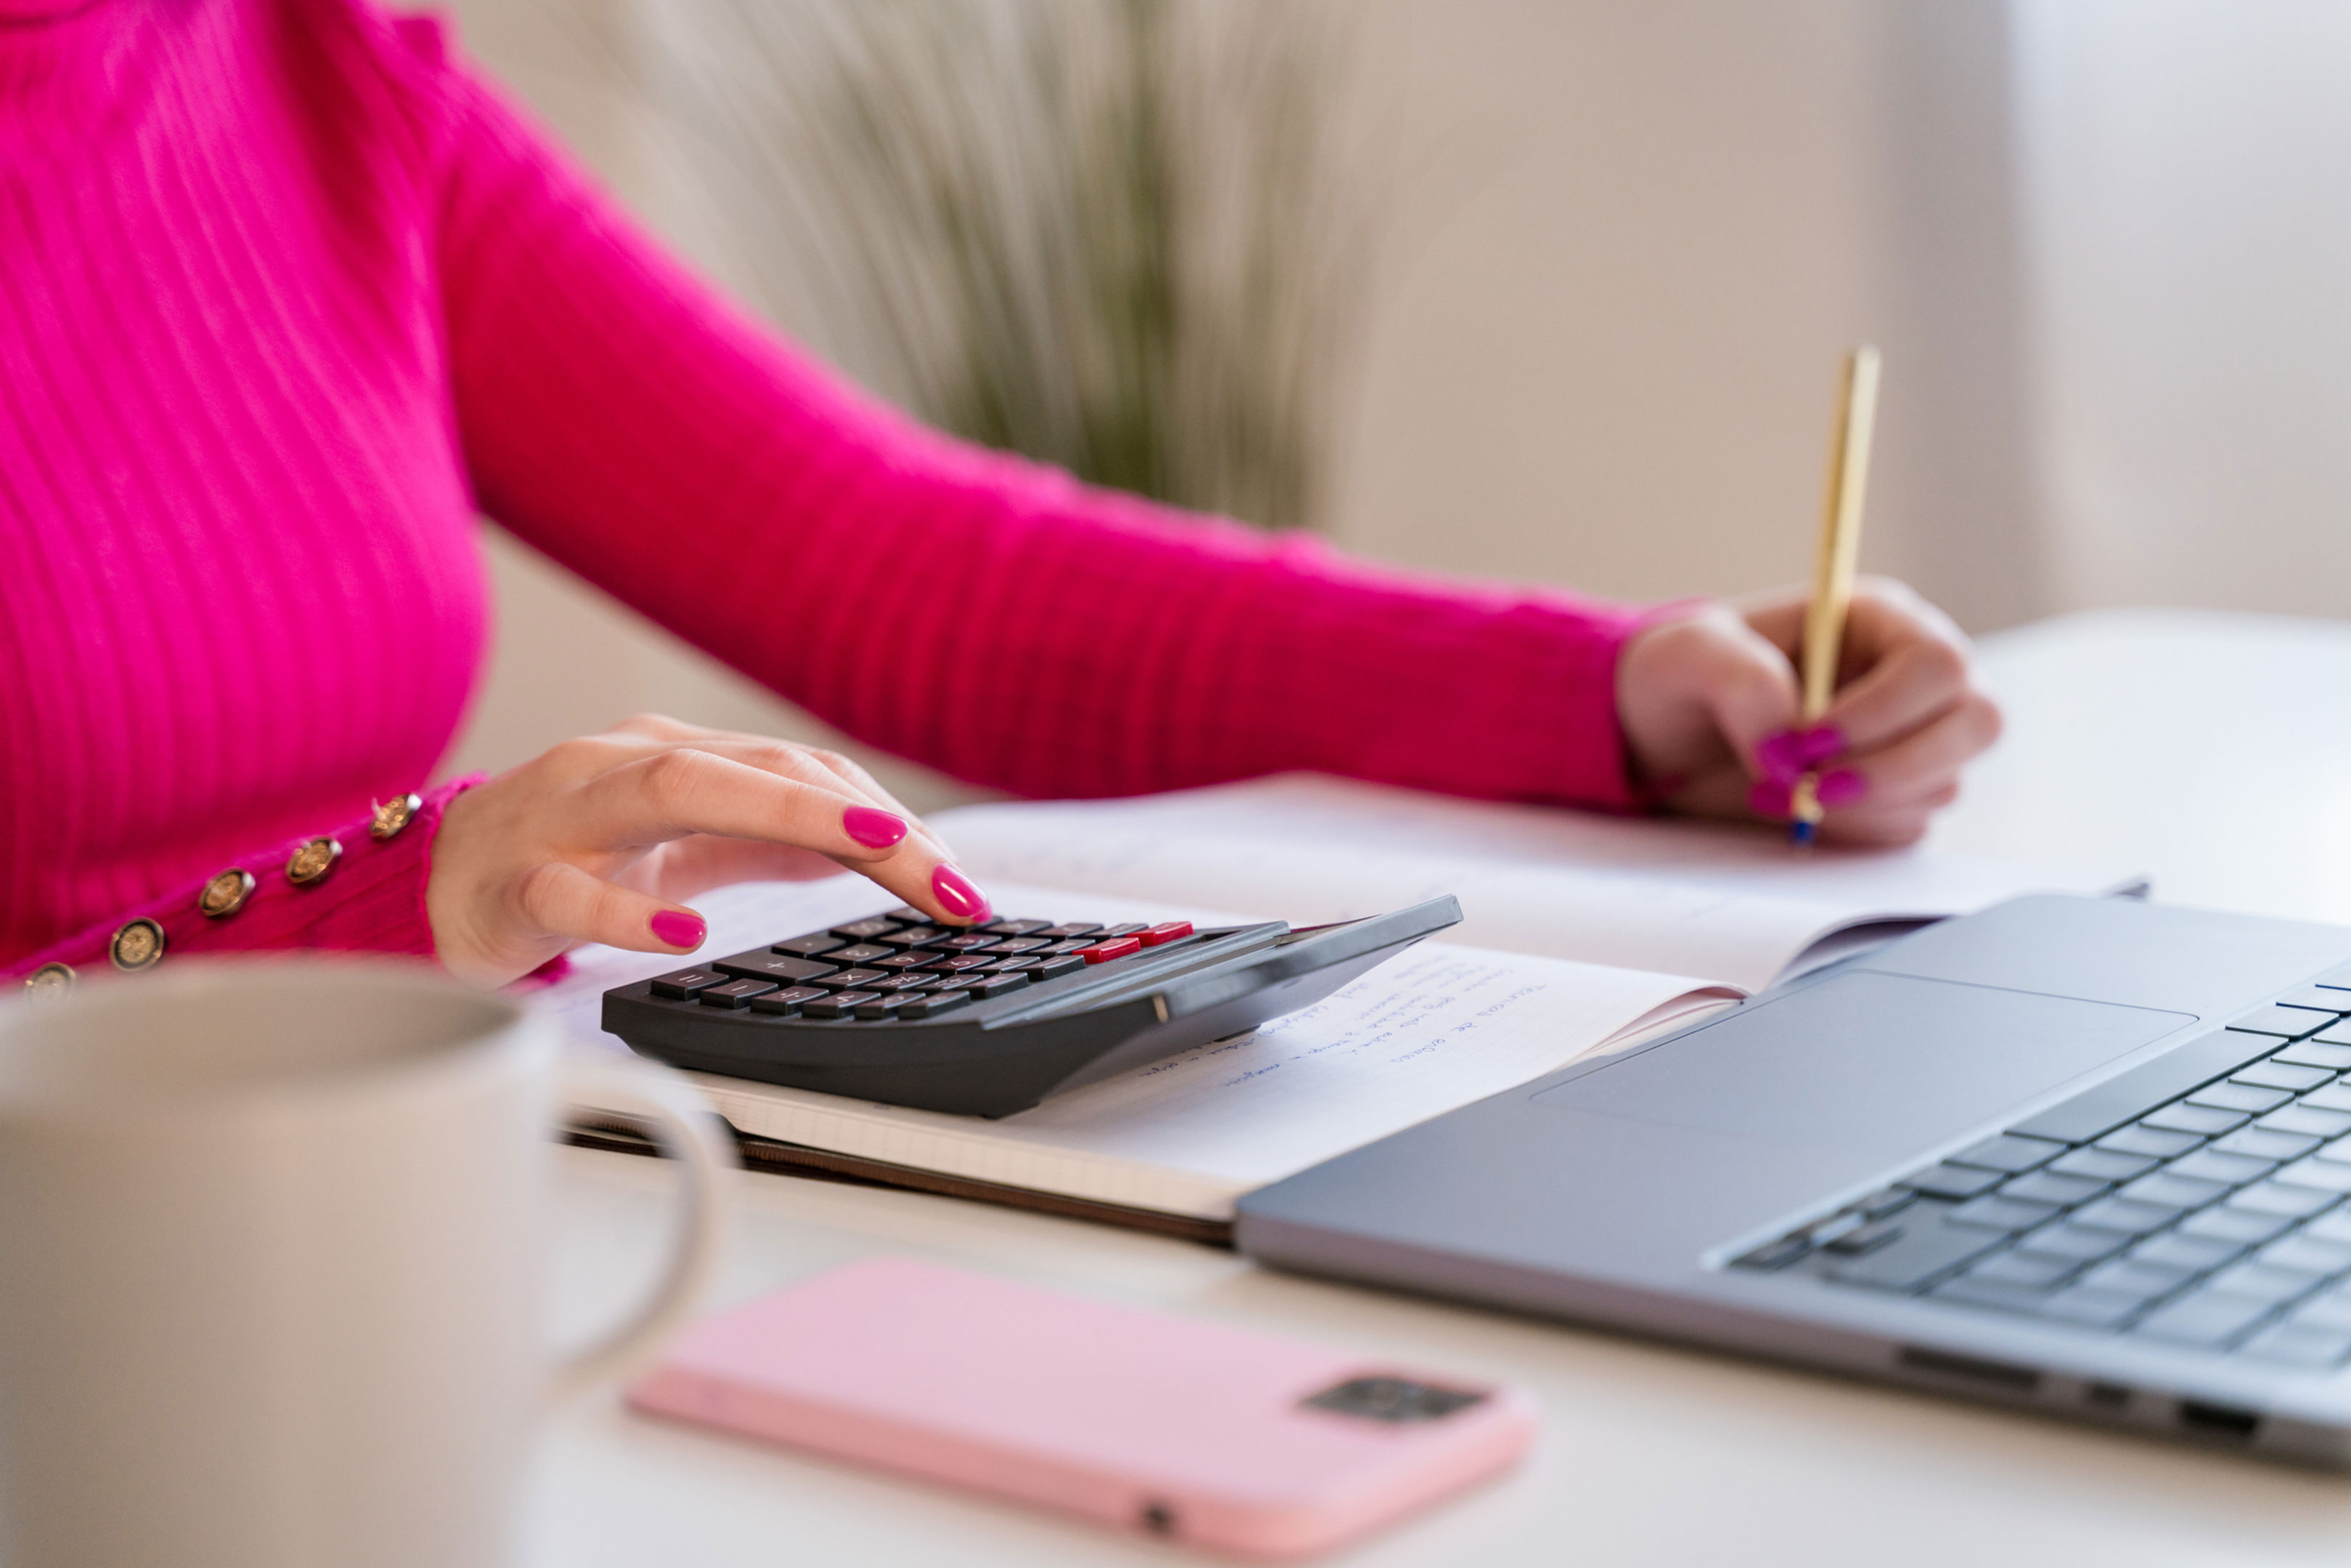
[{"x1": 0, "y1": 0, "x2": 1644, "y2": 984}]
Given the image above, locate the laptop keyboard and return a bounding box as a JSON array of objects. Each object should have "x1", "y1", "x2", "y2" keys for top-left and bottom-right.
[{"x1": 1732, "y1": 971, "x2": 2351, "y2": 1367}]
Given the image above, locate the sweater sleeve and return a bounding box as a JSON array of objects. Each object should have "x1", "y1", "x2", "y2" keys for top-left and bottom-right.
[
  {"x1": 428, "y1": 55, "x2": 1647, "y2": 812},
  {"x1": 1, "y1": 780, "x2": 476, "y2": 987}
]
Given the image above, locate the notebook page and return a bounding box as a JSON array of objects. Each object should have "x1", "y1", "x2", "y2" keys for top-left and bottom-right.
[
  {"x1": 932, "y1": 774, "x2": 2143, "y2": 992},
  {"x1": 544, "y1": 876, "x2": 1723, "y2": 1220}
]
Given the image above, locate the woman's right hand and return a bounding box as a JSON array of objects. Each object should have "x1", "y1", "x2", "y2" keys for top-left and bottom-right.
[{"x1": 424, "y1": 714, "x2": 992, "y2": 987}]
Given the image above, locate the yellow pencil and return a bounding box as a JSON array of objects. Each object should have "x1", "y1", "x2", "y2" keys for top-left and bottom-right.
[{"x1": 1789, "y1": 344, "x2": 1880, "y2": 847}]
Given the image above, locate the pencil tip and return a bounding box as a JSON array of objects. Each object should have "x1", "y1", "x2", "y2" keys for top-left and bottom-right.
[{"x1": 1788, "y1": 818, "x2": 1817, "y2": 849}]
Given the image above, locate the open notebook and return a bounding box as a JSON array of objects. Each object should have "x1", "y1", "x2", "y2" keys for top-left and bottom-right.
[{"x1": 551, "y1": 775, "x2": 2143, "y2": 1241}]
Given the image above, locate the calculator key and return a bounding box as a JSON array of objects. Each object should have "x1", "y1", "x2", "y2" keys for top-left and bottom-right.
[
  {"x1": 2275, "y1": 1041, "x2": 2351, "y2": 1071},
  {"x1": 933, "y1": 954, "x2": 998, "y2": 973},
  {"x1": 1902, "y1": 1164, "x2": 2005, "y2": 1201},
  {"x1": 1951, "y1": 1133, "x2": 2066, "y2": 1173},
  {"x1": 1037, "y1": 924, "x2": 1103, "y2": 940},
  {"x1": 1039, "y1": 940, "x2": 1094, "y2": 956},
  {"x1": 958, "y1": 974, "x2": 1030, "y2": 1000},
  {"x1": 936, "y1": 934, "x2": 1001, "y2": 952},
  {"x1": 884, "y1": 906, "x2": 929, "y2": 923},
  {"x1": 1096, "y1": 923, "x2": 1149, "y2": 938},
  {"x1": 774, "y1": 934, "x2": 847, "y2": 957},
  {"x1": 853, "y1": 994, "x2": 924, "y2": 1020},
  {"x1": 749, "y1": 985, "x2": 830, "y2": 1016},
  {"x1": 830, "y1": 918, "x2": 903, "y2": 942},
  {"x1": 712, "y1": 951, "x2": 841, "y2": 986},
  {"x1": 979, "y1": 957, "x2": 1045, "y2": 976},
  {"x1": 1075, "y1": 936, "x2": 1143, "y2": 964},
  {"x1": 987, "y1": 938, "x2": 1051, "y2": 954},
  {"x1": 826, "y1": 943, "x2": 895, "y2": 965},
  {"x1": 925, "y1": 975, "x2": 985, "y2": 992},
  {"x1": 868, "y1": 952, "x2": 943, "y2": 972},
  {"x1": 2132, "y1": 1293, "x2": 2275, "y2": 1348},
  {"x1": 648, "y1": 968, "x2": 726, "y2": 1000},
  {"x1": 899, "y1": 991, "x2": 972, "y2": 1019},
  {"x1": 865, "y1": 973, "x2": 937, "y2": 992},
  {"x1": 1027, "y1": 955, "x2": 1085, "y2": 980},
  {"x1": 1135, "y1": 920, "x2": 1195, "y2": 947},
  {"x1": 807, "y1": 968, "x2": 888, "y2": 992},
  {"x1": 801, "y1": 990, "x2": 881, "y2": 1018},
  {"x1": 981, "y1": 919, "x2": 1054, "y2": 936},
  {"x1": 879, "y1": 926, "x2": 949, "y2": 948},
  {"x1": 697, "y1": 978, "x2": 778, "y2": 1009}
]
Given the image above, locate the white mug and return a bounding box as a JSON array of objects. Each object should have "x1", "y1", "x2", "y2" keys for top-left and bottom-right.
[{"x1": 0, "y1": 957, "x2": 733, "y2": 1568}]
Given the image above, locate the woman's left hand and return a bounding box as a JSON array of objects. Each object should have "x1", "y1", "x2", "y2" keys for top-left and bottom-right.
[{"x1": 1613, "y1": 577, "x2": 2002, "y2": 846}]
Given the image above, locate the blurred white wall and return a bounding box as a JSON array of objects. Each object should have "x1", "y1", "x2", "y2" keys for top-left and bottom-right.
[{"x1": 430, "y1": 0, "x2": 2351, "y2": 807}]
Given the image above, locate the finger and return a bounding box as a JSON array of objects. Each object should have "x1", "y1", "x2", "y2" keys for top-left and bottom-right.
[
  {"x1": 663, "y1": 738, "x2": 953, "y2": 862},
  {"x1": 516, "y1": 861, "x2": 709, "y2": 955},
  {"x1": 1671, "y1": 614, "x2": 1804, "y2": 775},
  {"x1": 1817, "y1": 616, "x2": 1978, "y2": 757},
  {"x1": 579, "y1": 748, "x2": 993, "y2": 923},
  {"x1": 1819, "y1": 693, "x2": 2002, "y2": 809}
]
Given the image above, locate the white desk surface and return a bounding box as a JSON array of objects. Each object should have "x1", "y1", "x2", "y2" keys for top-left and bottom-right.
[{"x1": 528, "y1": 608, "x2": 2351, "y2": 1567}]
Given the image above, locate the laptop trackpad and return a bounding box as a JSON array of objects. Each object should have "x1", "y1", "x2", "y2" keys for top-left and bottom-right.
[{"x1": 1533, "y1": 972, "x2": 2194, "y2": 1155}]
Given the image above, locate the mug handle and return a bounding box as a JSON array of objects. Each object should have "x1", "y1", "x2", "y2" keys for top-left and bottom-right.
[{"x1": 549, "y1": 1055, "x2": 737, "y2": 1402}]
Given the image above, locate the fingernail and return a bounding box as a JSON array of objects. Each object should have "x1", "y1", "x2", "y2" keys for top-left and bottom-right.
[
  {"x1": 1748, "y1": 779, "x2": 1793, "y2": 818},
  {"x1": 1755, "y1": 730, "x2": 1808, "y2": 786},
  {"x1": 649, "y1": 909, "x2": 706, "y2": 950},
  {"x1": 1798, "y1": 724, "x2": 1847, "y2": 767},
  {"x1": 1816, "y1": 768, "x2": 1868, "y2": 808},
  {"x1": 843, "y1": 806, "x2": 909, "y2": 849},
  {"x1": 932, "y1": 864, "x2": 993, "y2": 923}
]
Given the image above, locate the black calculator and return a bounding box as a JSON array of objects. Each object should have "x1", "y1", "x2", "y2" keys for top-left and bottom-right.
[{"x1": 602, "y1": 896, "x2": 1462, "y2": 1116}]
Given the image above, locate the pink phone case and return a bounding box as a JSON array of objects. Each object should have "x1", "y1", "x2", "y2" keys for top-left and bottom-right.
[{"x1": 627, "y1": 1257, "x2": 1538, "y2": 1559}]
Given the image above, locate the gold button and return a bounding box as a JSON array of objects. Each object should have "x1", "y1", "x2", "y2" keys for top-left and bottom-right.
[
  {"x1": 286, "y1": 837, "x2": 342, "y2": 886},
  {"x1": 23, "y1": 962, "x2": 75, "y2": 997},
  {"x1": 370, "y1": 793, "x2": 423, "y2": 841},
  {"x1": 197, "y1": 867, "x2": 256, "y2": 919},
  {"x1": 110, "y1": 919, "x2": 166, "y2": 973}
]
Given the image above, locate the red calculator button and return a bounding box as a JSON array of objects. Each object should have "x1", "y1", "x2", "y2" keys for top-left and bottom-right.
[
  {"x1": 1074, "y1": 936, "x2": 1142, "y2": 964},
  {"x1": 1134, "y1": 920, "x2": 1193, "y2": 947}
]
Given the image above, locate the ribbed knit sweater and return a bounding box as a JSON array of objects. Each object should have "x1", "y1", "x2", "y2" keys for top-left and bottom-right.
[{"x1": 0, "y1": 0, "x2": 1644, "y2": 983}]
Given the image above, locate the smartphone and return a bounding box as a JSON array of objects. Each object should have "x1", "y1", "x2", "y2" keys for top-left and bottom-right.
[{"x1": 627, "y1": 1256, "x2": 1538, "y2": 1559}]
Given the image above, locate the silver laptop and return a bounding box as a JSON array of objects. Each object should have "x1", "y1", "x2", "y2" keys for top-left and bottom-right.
[{"x1": 1234, "y1": 894, "x2": 2351, "y2": 1465}]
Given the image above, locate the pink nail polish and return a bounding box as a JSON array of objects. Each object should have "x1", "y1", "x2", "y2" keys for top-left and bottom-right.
[
  {"x1": 1748, "y1": 779, "x2": 1793, "y2": 818},
  {"x1": 843, "y1": 806, "x2": 909, "y2": 849},
  {"x1": 650, "y1": 909, "x2": 706, "y2": 950},
  {"x1": 1755, "y1": 730, "x2": 1808, "y2": 786},
  {"x1": 1816, "y1": 768, "x2": 1868, "y2": 808},
  {"x1": 1798, "y1": 724, "x2": 1847, "y2": 767},
  {"x1": 932, "y1": 864, "x2": 992, "y2": 923}
]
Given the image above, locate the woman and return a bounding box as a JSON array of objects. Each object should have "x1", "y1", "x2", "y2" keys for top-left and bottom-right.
[{"x1": 0, "y1": 0, "x2": 1998, "y2": 992}]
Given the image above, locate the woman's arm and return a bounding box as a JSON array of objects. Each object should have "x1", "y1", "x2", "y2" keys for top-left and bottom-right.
[
  {"x1": 4, "y1": 782, "x2": 473, "y2": 987},
  {"x1": 428, "y1": 55, "x2": 1646, "y2": 814}
]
